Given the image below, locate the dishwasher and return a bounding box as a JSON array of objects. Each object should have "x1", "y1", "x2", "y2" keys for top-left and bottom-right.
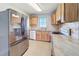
[{"x1": 30, "y1": 30, "x2": 36, "y2": 40}]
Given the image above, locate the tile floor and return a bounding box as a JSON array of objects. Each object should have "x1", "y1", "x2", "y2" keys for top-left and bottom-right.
[
  {"x1": 23, "y1": 40, "x2": 51, "y2": 56},
  {"x1": 23, "y1": 34, "x2": 79, "y2": 56}
]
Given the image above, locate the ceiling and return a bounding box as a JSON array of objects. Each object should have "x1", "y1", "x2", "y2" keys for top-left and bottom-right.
[{"x1": 0, "y1": 3, "x2": 59, "y2": 15}]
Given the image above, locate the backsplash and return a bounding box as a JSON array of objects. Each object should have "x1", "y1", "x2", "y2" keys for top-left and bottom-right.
[{"x1": 60, "y1": 22, "x2": 79, "y2": 40}]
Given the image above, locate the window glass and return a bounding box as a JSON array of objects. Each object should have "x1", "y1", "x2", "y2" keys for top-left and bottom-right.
[{"x1": 39, "y1": 16, "x2": 47, "y2": 28}]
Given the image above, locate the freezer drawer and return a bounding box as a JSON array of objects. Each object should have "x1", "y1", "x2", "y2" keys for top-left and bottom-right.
[{"x1": 10, "y1": 39, "x2": 29, "y2": 56}]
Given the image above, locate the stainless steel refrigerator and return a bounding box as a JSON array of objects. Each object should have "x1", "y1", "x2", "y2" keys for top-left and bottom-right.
[{"x1": 0, "y1": 9, "x2": 29, "y2": 56}]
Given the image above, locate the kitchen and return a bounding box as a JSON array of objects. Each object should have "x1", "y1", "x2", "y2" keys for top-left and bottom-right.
[{"x1": 0, "y1": 3, "x2": 79, "y2": 56}]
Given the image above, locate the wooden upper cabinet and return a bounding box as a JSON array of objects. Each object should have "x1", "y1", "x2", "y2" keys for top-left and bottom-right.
[
  {"x1": 78, "y1": 4, "x2": 79, "y2": 21},
  {"x1": 51, "y1": 12, "x2": 55, "y2": 24},
  {"x1": 60, "y1": 3, "x2": 64, "y2": 23},
  {"x1": 64, "y1": 3, "x2": 78, "y2": 22},
  {"x1": 56, "y1": 4, "x2": 61, "y2": 21},
  {"x1": 55, "y1": 3, "x2": 65, "y2": 23},
  {"x1": 30, "y1": 16, "x2": 38, "y2": 27},
  {"x1": 51, "y1": 11, "x2": 58, "y2": 24},
  {"x1": 51, "y1": 4, "x2": 63, "y2": 24},
  {"x1": 51, "y1": 3, "x2": 78, "y2": 24}
]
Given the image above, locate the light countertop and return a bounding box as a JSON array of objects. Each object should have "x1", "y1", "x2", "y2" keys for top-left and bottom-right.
[{"x1": 51, "y1": 34, "x2": 79, "y2": 56}]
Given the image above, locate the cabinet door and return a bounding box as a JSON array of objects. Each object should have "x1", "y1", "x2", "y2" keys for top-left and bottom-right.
[
  {"x1": 45, "y1": 32, "x2": 49, "y2": 41},
  {"x1": 41, "y1": 31, "x2": 45, "y2": 41},
  {"x1": 30, "y1": 16, "x2": 38, "y2": 27},
  {"x1": 51, "y1": 4, "x2": 64, "y2": 24},
  {"x1": 47, "y1": 33, "x2": 51, "y2": 42},
  {"x1": 56, "y1": 4, "x2": 61, "y2": 21},
  {"x1": 78, "y1": 4, "x2": 79, "y2": 21},
  {"x1": 36, "y1": 31, "x2": 41, "y2": 41},
  {"x1": 51, "y1": 12, "x2": 57, "y2": 24},
  {"x1": 64, "y1": 3, "x2": 70, "y2": 22},
  {"x1": 64, "y1": 3, "x2": 78, "y2": 22},
  {"x1": 45, "y1": 32, "x2": 51, "y2": 42},
  {"x1": 41, "y1": 32, "x2": 51, "y2": 42},
  {"x1": 60, "y1": 3, "x2": 64, "y2": 23}
]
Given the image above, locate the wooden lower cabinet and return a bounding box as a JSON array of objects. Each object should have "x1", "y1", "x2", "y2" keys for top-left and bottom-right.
[
  {"x1": 41, "y1": 31, "x2": 45, "y2": 41},
  {"x1": 47, "y1": 33, "x2": 51, "y2": 41},
  {"x1": 36, "y1": 31, "x2": 41, "y2": 41},
  {"x1": 36, "y1": 31, "x2": 51, "y2": 42}
]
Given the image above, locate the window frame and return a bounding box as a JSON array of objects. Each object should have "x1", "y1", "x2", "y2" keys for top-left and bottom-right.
[{"x1": 38, "y1": 16, "x2": 47, "y2": 28}]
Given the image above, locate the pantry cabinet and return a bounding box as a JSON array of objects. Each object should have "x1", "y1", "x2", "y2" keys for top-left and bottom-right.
[
  {"x1": 36, "y1": 31, "x2": 51, "y2": 42},
  {"x1": 64, "y1": 3, "x2": 78, "y2": 22},
  {"x1": 30, "y1": 16, "x2": 38, "y2": 27}
]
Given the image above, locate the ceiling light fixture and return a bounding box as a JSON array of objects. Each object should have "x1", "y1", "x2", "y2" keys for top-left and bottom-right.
[{"x1": 28, "y1": 3, "x2": 42, "y2": 12}]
